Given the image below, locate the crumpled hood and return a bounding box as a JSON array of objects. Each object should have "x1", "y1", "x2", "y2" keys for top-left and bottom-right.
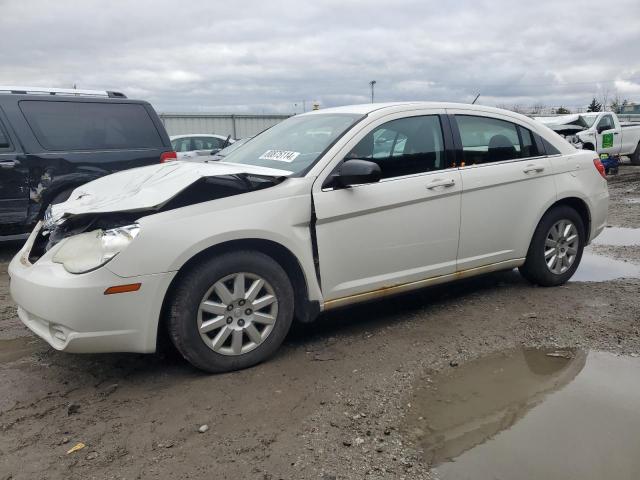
[
  {"x1": 50, "y1": 161, "x2": 292, "y2": 219},
  {"x1": 534, "y1": 114, "x2": 583, "y2": 126}
]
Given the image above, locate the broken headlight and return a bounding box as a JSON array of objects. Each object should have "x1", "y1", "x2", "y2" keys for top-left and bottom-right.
[{"x1": 52, "y1": 224, "x2": 140, "y2": 274}]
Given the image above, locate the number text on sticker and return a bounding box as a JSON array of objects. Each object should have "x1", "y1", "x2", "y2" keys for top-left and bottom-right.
[{"x1": 258, "y1": 150, "x2": 301, "y2": 162}]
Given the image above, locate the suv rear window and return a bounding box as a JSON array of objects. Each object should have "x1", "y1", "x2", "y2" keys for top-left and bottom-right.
[{"x1": 19, "y1": 101, "x2": 164, "y2": 151}]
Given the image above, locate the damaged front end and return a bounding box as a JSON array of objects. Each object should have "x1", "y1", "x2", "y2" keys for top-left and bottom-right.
[{"x1": 28, "y1": 170, "x2": 286, "y2": 266}]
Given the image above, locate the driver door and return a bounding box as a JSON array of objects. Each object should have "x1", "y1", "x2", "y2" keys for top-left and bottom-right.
[
  {"x1": 312, "y1": 111, "x2": 461, "y2": 303},
  {"x1": 596, "y1": 114, "x2": 621, "y2": 156}
]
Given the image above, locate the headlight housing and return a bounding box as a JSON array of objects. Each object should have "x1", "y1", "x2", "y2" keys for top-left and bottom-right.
[{"x1": 53, "y1": 224, "x2": 140, "y2": 274}]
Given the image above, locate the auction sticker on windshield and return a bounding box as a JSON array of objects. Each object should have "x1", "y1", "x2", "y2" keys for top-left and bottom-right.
[{"x1": 258, "y1": 150, "x2": 300, "y2": 162}]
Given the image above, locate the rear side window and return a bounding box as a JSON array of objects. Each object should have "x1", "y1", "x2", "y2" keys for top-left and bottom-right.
[
  {"x1": 19, "y1": 101, "x2": 164, "y2": 151},
  {"x1": 518, "y1": 126, "x2": 540, "y2": 158},
  {"x1": 172, "y1": 138, "x2": 192, "y2": 152},
  {"x1": 194, "y1": 136, "x2": 224, "y2": 150},
  {"x1": 456, "y1": 115, "x2": 539, "y2": 165}
]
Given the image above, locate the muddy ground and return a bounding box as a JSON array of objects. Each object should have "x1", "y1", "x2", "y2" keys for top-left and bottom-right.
[{"x1": 1, "y1": 165, "x2": 639, "y2": 480}]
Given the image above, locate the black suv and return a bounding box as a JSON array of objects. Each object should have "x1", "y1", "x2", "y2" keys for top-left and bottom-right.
[{"x1": 0, "y1": 87, "x2": 175, "y2": 240}]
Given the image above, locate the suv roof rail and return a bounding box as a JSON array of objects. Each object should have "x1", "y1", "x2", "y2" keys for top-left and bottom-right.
[{"x1": 0, "y1": 86, "x2": 127, "y2": 99}]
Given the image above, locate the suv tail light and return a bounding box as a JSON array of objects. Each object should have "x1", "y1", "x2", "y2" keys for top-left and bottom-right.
[
  {"x1": 593, "y1": 158, "x2": 607, "y2": 179},
  {"x1": 160, "y1": 151, "x2": 177, "y2": 163}
]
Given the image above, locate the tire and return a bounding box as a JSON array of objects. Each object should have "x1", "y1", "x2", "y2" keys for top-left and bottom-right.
[
  {"x1": 630, "y1": 142, "x2": 640, "y2": 166},
  {"x1": 519, "y1": 206, "x2": 585, "y2": 287},
  {"x1": 167, "y1": 250, "x2": 294, "y2": 373}
]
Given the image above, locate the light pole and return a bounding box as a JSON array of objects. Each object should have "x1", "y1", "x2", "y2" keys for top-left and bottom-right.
[{"x1": 369, "y1": 80, "x2": 376, "y2": 103}]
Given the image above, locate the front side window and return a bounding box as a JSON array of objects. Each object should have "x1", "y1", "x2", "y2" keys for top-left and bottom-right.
[
  {"x1": 345, "y1": 115, "x2": 446, "y2": 179},
  {"x1": 221, "y1": 113, "x2": 362, "y2": 174},
  {"x1": 20, "y1": 101, "x2": 164, "y2": 151},
  {"x1": 597, "y1": 115, "x2": 614, "y2": 131},
  {"x1": 456, "y1": 115, "x2": 539, "y2": 165}
]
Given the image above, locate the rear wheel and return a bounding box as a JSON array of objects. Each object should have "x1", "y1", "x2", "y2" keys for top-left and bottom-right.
[
  {"x1": 167, "y1": 251, "x2": 294, "y2": 373},
  {"x1": 519, "y1": 206, "x2": 585, "y2": 286},
  {"x1": 630, "y1": 142, "x2": 640, "y2": 166}
]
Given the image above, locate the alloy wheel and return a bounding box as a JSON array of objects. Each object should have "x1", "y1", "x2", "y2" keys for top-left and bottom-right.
[
  {"x1": 544, "y1": 220, "x2": 579, "y2": 275},
  {"x1": 197, "y1": 272, "x2": 278, "y2": 356}
]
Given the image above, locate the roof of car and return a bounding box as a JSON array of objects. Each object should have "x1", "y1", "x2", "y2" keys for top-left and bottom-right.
[
  {"x1": 170, "y1": 134, "x2": 228, "y2": 140},
  {"x1": 300, "y1": 102, "x2": 521, "y2": 116}
]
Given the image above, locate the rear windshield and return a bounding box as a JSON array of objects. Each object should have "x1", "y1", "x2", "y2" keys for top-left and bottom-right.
[{"x1": 19, "y1": 101, "x2": 164, "y2": 151}]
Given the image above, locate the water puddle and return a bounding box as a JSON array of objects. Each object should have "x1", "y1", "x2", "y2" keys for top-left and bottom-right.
[
  {"x1": 404, "y1": 348, "x2": 640, "y2": 479},
  {"x1": 592, "y1": 226, "x2": 640, "y2": 246},
  {"x1": 571, "y1": 250, "x2": 640, "y2": 281},
  {"x1": 0, "y1": 336, "x2": 44, "y2": 363}
]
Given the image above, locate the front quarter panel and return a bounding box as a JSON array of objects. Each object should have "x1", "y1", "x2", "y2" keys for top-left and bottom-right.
[{"x1": 106, "y1": 177, "x2": 322, "y2": 301}]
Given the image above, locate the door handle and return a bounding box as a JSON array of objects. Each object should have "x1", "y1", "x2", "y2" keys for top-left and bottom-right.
[
  {"x1": 613, "y1": 132, "x2": 620, "y2": 135},
  {"x1": 426, "y1": 178, "x2": 456, "y2": 189},
  {"x1": 523, "y1": 165, "x2": 544, "y2": 174},
  {"x1": 0, "y1": 160, "x2": 17, "y2": 169}
]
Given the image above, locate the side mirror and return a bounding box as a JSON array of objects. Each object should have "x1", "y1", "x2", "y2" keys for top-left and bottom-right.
[
  {"x1": 333, "y1": 159, "x2": 381, "y2": 188},
  {"x1": 597, "y1": 125, "x2": 610, "y2": 134},
  {"x1": 210, "y1": 148, "x2": 221, "y2": 155}
]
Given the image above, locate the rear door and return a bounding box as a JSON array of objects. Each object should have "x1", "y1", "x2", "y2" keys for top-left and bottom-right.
[
  {"x1": 312, "y1": 111, "x2": 461, "y2": 301},
  {"x1": 449, "y1": 110, "x2": 556, "y2": 270},
  {"x1": 0, "y1": 114, "x2": 28, "y2": 227}
]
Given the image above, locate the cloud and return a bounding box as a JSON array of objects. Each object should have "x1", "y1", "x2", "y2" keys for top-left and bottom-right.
[{"x1": 0, "y1": 0, "x2": 638, "y2": 113}]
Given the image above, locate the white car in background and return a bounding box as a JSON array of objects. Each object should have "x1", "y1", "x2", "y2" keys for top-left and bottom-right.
[
  {"x1": 536, "y1": 112, "x2": 640, "y2": 164},
  {"x1": 10, "y1": 102, "x2": 609, "y2": 373},
  {"x1": 170, "y1": 134, "x2": 235, "y2": 160}
]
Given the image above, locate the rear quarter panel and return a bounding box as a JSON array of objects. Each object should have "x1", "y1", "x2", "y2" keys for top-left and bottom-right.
[{"x1": 549, "y1": 149, "x2": 609, "y2": 242}]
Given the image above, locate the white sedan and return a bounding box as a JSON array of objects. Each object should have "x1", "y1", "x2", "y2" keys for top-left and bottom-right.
[
  {"x1": 170, "y1": 134, "x2": 234, "y2": 160},
  {"x1": 9, "y1": 102, "x2": 609, "y2": 372}
]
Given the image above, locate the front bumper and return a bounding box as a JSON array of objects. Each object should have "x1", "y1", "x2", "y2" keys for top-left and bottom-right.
[{"x1": 8, "y1": 237, "x2": 176, "y2": 354}]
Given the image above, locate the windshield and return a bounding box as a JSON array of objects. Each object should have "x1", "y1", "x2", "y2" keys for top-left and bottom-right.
[
  {"x1": 221, "y1": 113, "x2": 363, "y2": 174},
  {"x1": 580, "y1": 115, "x2": 598, "y2": 127},
  {"x1": 217, "y1": 136, "x2": 251, "y2": 157}
]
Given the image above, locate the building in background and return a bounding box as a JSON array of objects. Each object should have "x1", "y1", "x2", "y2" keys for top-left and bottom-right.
[{"x1": 158, "y1": 113, "x2": 292, "y2": 139}]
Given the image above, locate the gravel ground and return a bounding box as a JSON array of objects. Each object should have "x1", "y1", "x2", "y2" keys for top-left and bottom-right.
[{"x1": 0, "y1": 165, "x2": 639, "y2": 480}]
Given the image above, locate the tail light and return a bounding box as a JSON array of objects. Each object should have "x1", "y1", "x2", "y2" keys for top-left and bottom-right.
[
  {"x1": 160, "y1": 151, "x2": 177, "y2": 163},
  {"x1": 593, "y1": 158, "x2": 606, "y2": 179}
]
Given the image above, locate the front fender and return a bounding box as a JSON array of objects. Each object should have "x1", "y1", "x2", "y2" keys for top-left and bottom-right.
[{"x1": 106, "y1": 177, "x2": 322, "y2": 301}]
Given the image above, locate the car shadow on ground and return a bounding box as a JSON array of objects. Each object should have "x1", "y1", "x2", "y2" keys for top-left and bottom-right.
[{"x1": 289, "y1": 269, "x2": 526, "y2": 342}]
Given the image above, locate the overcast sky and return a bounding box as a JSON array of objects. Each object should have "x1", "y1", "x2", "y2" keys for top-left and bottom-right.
[{"x1": 1, "y1": 0, "x2": 639, "y2": 113}]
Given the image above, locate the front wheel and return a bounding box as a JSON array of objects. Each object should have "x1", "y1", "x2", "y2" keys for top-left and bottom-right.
[
  {"x1": 167, "y1": 251, "x2": 294, "y2": 372},
  {"x1": 519, "y1": 206, "x2": 585, "y2": 286}
]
